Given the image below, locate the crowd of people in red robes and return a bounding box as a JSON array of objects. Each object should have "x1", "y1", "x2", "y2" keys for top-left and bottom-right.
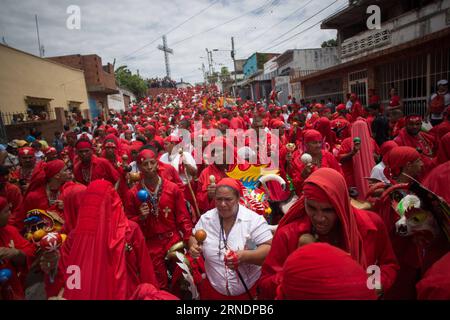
[{"x1": 0, "y1": 79, "x2": 449, "y2": 300}]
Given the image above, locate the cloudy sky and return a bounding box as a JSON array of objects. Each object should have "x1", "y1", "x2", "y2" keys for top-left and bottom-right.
[{"x1": 0, "y1": 0, "x2": 344, "y2": 84}]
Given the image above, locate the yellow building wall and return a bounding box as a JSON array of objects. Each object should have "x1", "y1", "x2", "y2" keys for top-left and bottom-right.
[{"x1": 0, "y1": 44, "x2": 89, "y2": 114}]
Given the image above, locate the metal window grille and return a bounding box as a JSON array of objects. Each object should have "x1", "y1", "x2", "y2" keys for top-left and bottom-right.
[{"x1": 376, "y1": 46, "x2": 450, "y2": 116}]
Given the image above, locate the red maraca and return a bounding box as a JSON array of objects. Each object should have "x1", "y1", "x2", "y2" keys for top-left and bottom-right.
[{"x1": 39, "y1": 232, "x2": 63, "y2": 252}]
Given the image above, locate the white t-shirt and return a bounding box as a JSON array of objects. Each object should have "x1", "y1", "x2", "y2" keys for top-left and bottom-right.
[
  {"x1": 159, "y1": 151, "x2": 197, "y2": 185},
  {"x1": 193, "y1": 205, "x2": 273, "y2": 296},
  {"x1": 370, "y1": 161, "x2": 389, "y2": 184}
]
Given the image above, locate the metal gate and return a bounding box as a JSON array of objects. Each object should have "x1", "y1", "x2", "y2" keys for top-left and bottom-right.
[{"x1": 349, "y1": 69, "x2": 368, "y2": 106}]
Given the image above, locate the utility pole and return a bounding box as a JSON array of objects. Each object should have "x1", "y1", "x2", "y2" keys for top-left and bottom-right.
[
  {"x1": 202, "y1": 62, "x2": 206, "y2": 85},
  {"x1": 35, "y1": 14, "x2": 43, "y2": 57},
  {"x1": 231, "y1": 36, "x2": 237, "y2": 99}
]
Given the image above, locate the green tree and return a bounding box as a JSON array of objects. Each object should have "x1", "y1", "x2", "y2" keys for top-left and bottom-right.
[
  {"x1": 115, "y1": 65, "x2": 147, "y2": 98},
  {"x1": 220, "y1": 67, "x2": 230, "y2": 77},
  {"x1": 321, "y1": 38, "x2": 338, "y2": 48}
]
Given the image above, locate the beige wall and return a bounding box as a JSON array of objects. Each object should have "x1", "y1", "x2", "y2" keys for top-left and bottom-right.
[{"x1": 0, "y1": 44, "x2": 89, "y2": 114}]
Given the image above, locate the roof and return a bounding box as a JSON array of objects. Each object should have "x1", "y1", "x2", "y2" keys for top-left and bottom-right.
[
  {"x1": 321, "y1": 0, "x2": 391, "y2": 30},
  {"x1": 0, "y1": 44, "x2": 86, "y2": 74}
]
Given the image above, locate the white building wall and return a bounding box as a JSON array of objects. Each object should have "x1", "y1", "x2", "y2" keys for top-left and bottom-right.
[{"x1": 107, "y1": 87, "x2": 136, "y2": 112}]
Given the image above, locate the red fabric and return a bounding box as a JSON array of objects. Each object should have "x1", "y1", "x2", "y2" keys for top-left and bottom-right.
[
  {"x1": 350, "y1": 99, "x2": 364, "y2": 122},
  {"x1": 26, "y1": 160, "x2": 65, "y2": 195},
  {"x1": 0, "y1": 196, "x2": 6, "y2": 211},
  {"x1": 434, "y1": 132, "x2": 450, "y2": 165},
  {"x1": 129, "y1": 283, "x2": 179, "y2": 300},
  {"x1": 59, "y1": 182, "x2": 86, "y2": 234},
  {"x1": 259, "y1": 168, "x2": 398, "y2": 299},
  {"x1": 18, "y1": 147, "x2": 34, "y2": 157},
  {"x1": 423, "y1": 160, "x2": 450, "y2": 204},
  {"x1": 394, "y1": 128, "x2": 435, "y2": 158},
  {"x1": 0, "y1": 224, "x2": 36, "y2": 300},
  {"x1": 351, "y1": 120, "x2": 376, "y2": 199},
  {"x1": 416, "y1": 252, "x2": 450, "y2": 300},
  {"x1": 125, "y1": 220, "x2": 159, "y2": 297},
  {"x1": 73, "y1": 155, "x2": 120, "y2": 186},
  {"x1": 314, "y1": 117, "x2": 336, "y2": 150},
  {"x1": 216, "y1": 177, "x2": 243, "y2": 197},
  {"x1": 63, "y1": 180, "x2": 129, "y2": 300},
  {"x1": 429, "y1": 120, "x2": 450, "y2": 140},
  {"x1": 303, "y1": 129, "x2": 322, "y2": 144},
  {"x1": 75, "y1": 140, "x2": 92, "y2": 150},
  {"x1": 197, "y1": 164, "x2": 228, "y2": 214},
  {"x1": 125, "y1": 179, "x2": 193, "y2": 289},
  {"x1": 0, "y1": 183, "x2": 23, "y2": 228},
  {"x1": 383, "y1": 146, "x2": 420, "y2": 183},
  {"x1": 276, "y1": 243, "x2": 377, "y2": 300},
  {"x1": 290, "y1": 150, "x2": 343, "y2": 197},
  {"x1": 389, "y1": 95, "x2": 401, "y2": 107},
  {"x1": 380, "y1": 140, "x2": 398, "y2": 157},
  {"x1": 137, "y1": 149, "x2": 156, "y2": 164}
]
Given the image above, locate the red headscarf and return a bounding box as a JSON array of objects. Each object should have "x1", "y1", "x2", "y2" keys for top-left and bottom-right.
[
  {"x1": 0, "y1": 196, "x2": 7, "y2": 211},
  {"x1": 59, "y1": 182, "x2": 87, "y2": 234},
  {"x1": 276, "y1": 243, "x2": 377, "y2": 300},
  {"x1": 63, "y1": 180, "x2": 129, "y2": 300},
  {"x1": 279, "y1": 168, "x2": 366, "y2": 267},
  {"x1": 383, "y1": 146, "x2": 421, "y2": 183},
  {"x1": 26, "y1": 159, "x2": 65, "y2": 194},
  {"x1": 380, "y1": 140, "x2": 398, "y2": 157},
  {"x1": 351, "y1": 120, "x2": 376, "y2": 199},
  {"x1": 435, "y1": 132, "x2": 450, "y2": 165},
  {"x1": 303, "y1": 129, "x2": 322, "y2": 144},
  {"x1": 137, "y1": 149, "x2": 156, "y2": 165},
  {"x1": 314, "y1": 117, "x2": 335, "y2": 149},
  {"x1": 216, "y1": 177, "x2": 243, "y2": 197}
]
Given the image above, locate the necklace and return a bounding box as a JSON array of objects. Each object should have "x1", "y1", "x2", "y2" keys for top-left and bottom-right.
[
  {"x1": 46, "y1": 184, "x2": 60, "y2": 206},
  {"x1": 141, "y1": 177, "x2": 163, "y2": 217},
  {"x1": 81, "y1": 163, "x2": 92, "y2": 184}
]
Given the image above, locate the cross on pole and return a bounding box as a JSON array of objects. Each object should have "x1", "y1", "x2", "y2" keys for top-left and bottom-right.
[{"x1": 157, "y1": 35, "x2": 174, "y2": 79}]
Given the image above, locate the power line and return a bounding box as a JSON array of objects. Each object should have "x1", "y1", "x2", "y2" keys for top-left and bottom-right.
[
  {"x1": 258, "y1": 0, "x2": 340, "y2": 52},
  {"x1": 262, "y1": 2, "x2": 347, "y2": 51},
  {"x1": 170, "y1": 0, "x2": 276, "y2": 48},
  {"x1": 124, "y1": 0, "x2": 276, "y2": 62},
  {"x1": 119, "y1": 0, "x2": 219, "y2": 62},
  {"x1": 236, "y1": 0, "x2": 315, "y2": 52}
]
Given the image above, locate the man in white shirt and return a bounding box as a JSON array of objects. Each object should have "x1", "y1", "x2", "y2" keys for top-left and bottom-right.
[{"x1": 159, "y1": 135, "x2": 197, "y2": 186}]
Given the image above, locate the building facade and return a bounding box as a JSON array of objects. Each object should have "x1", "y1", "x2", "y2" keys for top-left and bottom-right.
[
  {"x1": 0, "y1": 44, "x2": 90, "y2": 142},
  {"x1": 48, "y1": 54, "x2": 118, "y2": 119},
  {"x1": 297, "y1": 0, "x2": 450, "y2": 115}
]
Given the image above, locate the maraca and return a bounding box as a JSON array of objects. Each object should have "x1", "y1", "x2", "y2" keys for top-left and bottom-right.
[
  {"x1": 298, "y1": 233, "x2": 316, "y2": 248},
  {"x1": 301, "y1": 153, "x2": 313, "y2": 165},
  {"x1": 209, "y1": 175, "x2": 216, "y2": 186},
  {"x1": 353, "y1": 137, "x2": 361, "y2": 144},
  {"x1": 39, "y1": 232, "x2": 63, "y2": 252},
  {"x1": 137, "y1": 189, "x2": 149, "y2": 202},
  {"x1": 0, "y1": 268, "x2": 12, "y2": 284},
  {"x1": 286, "y1": 143, "x2": 296, "y2": 152},
  {"x1": 129, "y1": 171, "x2": 141, "y2": 182},
  {"x1": 195, "y1": 229, "x2": 207, "y2": 246}
]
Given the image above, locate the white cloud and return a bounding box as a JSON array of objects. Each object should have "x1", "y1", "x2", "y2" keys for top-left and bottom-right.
[{"x1": 0, "y1": 0, "x2": 342, "y2": 84}]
